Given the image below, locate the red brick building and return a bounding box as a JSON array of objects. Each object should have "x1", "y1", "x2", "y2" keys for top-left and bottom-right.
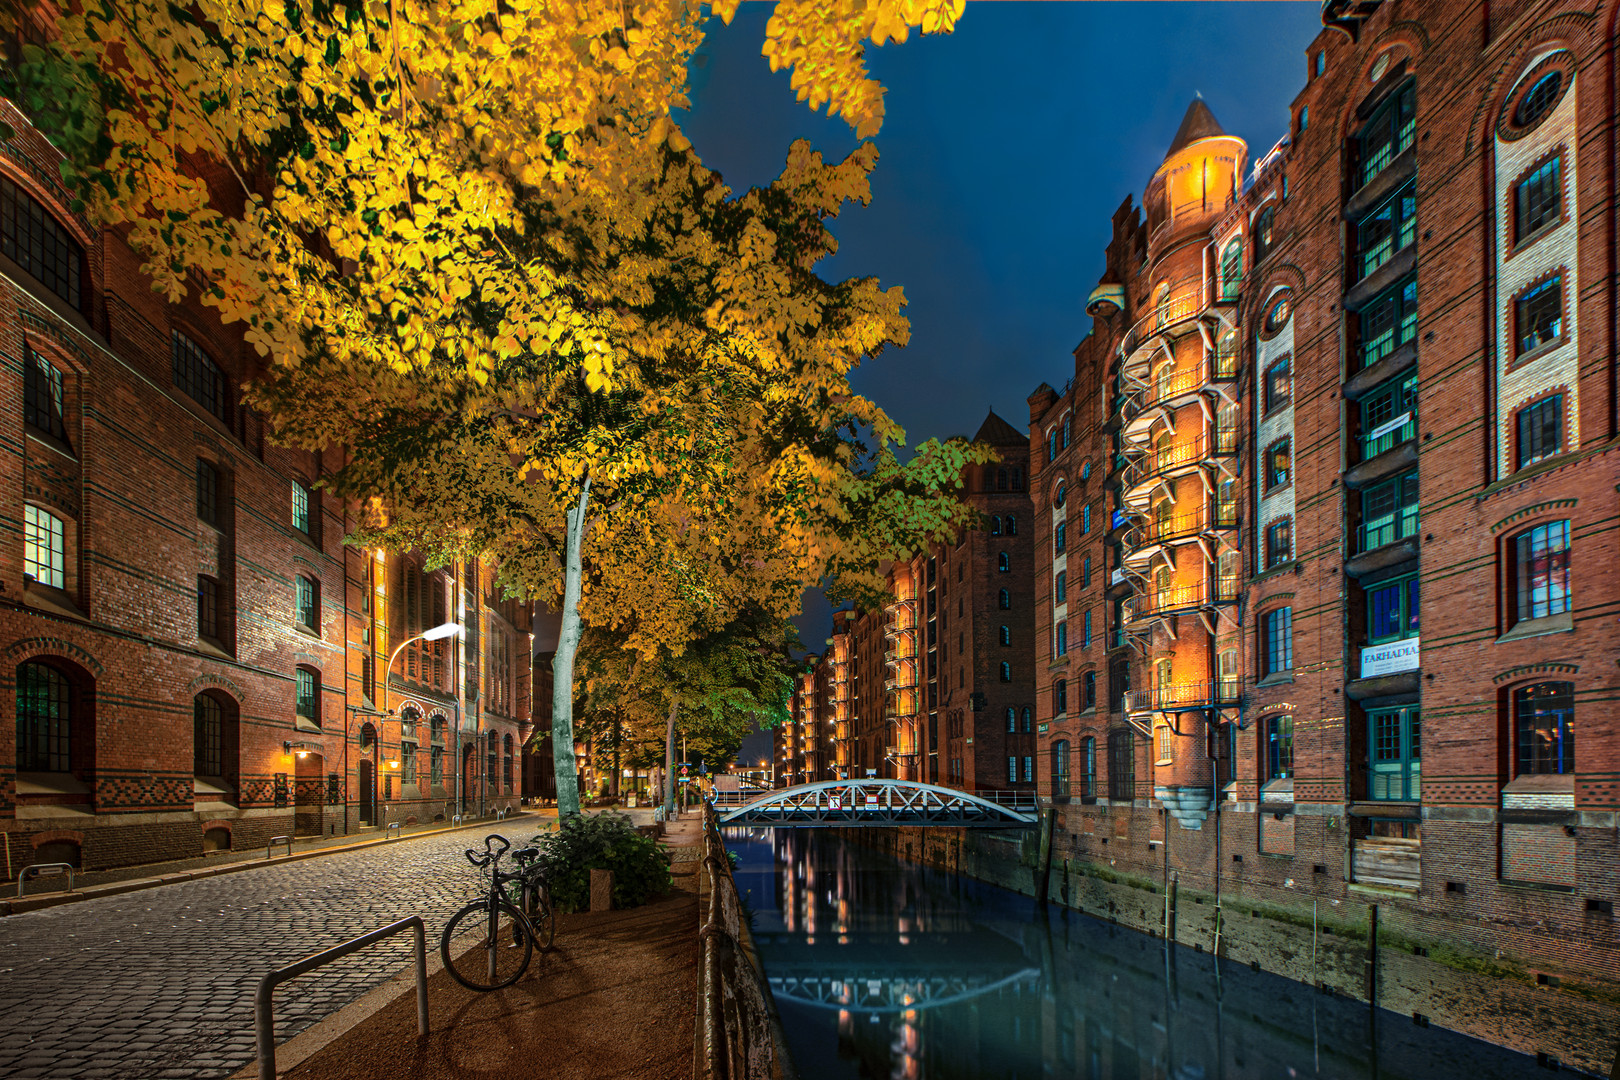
[
  {"x1": 1033, "y1": 0, "x2": 1620, "y2": 991},
  {"x1": 0, "y1": 88, "x2": 526, "y2": 872}
]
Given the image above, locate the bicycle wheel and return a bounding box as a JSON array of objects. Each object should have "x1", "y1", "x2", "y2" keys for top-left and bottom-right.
[
  {"x1": 441, "y1": 899, "x2": 534, "y2": 991},
  {"x1": 525, "y1": 882, "x2": 556, "y2": 952}
]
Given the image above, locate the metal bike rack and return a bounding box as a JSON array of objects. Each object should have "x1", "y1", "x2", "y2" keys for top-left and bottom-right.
[
  {"x1": 495, "y1": 807, "x2": 508, "y2": 821},
  {"x1": 15, "y1": 861, "x2": 74, "y2": 898},
  {"x1": 254, "y1": 916, "x2": 428, "y2": 1080},
  {"x1": 266, "y1": 836, "x2": 293, "y2": 860},
  {"x1": 385, "y1": 822, "x2": 402, "y2": 841},
  {"x1": 451, "y1": 814, "x2": 464, "y2": 825}
]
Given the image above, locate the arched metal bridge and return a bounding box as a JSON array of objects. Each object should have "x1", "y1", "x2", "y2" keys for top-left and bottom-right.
[{"x1": 714, "y1": 780, "x2": 1039, "y2": 828}]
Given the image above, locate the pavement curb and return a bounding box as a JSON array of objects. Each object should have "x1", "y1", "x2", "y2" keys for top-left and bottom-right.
[{"x1": 0, "y1": 812, "x2": 548, "y2": 919}]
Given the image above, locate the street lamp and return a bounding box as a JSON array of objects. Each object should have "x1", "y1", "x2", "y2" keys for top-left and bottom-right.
[{"x1": 382, "y1": 621, "x2": 464, "y2": 716}]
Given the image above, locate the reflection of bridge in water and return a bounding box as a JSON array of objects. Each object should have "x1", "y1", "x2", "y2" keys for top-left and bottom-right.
[
  {"x1": 767, "y1": 965, "x2": 1041, "y2": 1014},
  {"x1": 715, "y1": 780, "x2": 1038, "y2": 827}
]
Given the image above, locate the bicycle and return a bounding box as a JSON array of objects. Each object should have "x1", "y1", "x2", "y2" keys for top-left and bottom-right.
[
  {"x1": 441, "y1": 834, "x2": 544, "y2": 991},
  {"x1": 502, "y1": 842, "x2": 556, "y2": 953}
]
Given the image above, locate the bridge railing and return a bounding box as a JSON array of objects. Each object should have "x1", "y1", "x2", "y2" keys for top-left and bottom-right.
[{"x1": 697, "y1": 804, "x2": 797, "y2": 1080}]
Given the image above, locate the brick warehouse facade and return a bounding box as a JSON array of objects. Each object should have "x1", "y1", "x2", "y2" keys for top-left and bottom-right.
[
  {"x1": 0, "y1": 89, "x2": 528, "y2": 872},
  {"x1": 1030, "y1": 0, "x2": 1620, "y2": 1004}
]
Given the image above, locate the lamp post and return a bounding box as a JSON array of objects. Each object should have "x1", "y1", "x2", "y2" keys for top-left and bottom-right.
[{"x1": 375, "y1": 620, "x2": 462, "y2": 828}]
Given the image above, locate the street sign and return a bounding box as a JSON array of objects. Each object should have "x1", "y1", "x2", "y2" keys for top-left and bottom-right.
[{"x1": 828, "y1": 796, "x2": 842, "y2": 810}]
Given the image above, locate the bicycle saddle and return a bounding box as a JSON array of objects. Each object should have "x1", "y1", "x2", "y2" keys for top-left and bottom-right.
[{"x1": 512, "y1": 847, "x2": 539, "y2": 863}]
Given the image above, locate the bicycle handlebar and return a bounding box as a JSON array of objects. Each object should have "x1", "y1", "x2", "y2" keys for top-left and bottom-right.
[{"x1": 465, "y1": 833, "x2": 513, "y2": 870}]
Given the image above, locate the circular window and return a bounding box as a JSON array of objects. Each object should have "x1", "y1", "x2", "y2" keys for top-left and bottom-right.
[
  {"x1": 1370, "y1": 52, "x2": 1391, "y2": 82},
  {"x1": 1262, "y1": 293, "x2": 1293, "y2": 336},
  {"x1": 1053, "y1": 481, "x2": 1067, "y2": 509},
  {"x1": 1079, "y1": 461, "x2": 1092, "y2": 481},
  {"x1": 1499, "y1": 54, "x2": 1573, "y2": 141}
]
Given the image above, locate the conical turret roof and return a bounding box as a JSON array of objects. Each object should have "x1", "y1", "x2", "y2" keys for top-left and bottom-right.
[
  {"x1": 973, "y1": 409, "x2": 1027, "y2": 447},
  {"x1": 1165, "y1": 97, "x2": 1226, "y2": 158}
]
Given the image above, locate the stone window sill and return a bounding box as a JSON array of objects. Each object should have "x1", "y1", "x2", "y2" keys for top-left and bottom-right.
[
  {"x1": 1256, "y1": 673, "x2": 1294, "y2": 687},
  {"x1": 1497, "y1": 611, "x2": 1573, "y2": 643},
  {"x1": 23, "y1": 583, "x2": 86, "y2": 621}
]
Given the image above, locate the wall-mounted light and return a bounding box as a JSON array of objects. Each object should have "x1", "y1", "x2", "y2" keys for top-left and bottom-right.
[
  {"x1": 284, "y1": 740, "x2": 313, "y2": 759},
  {"x1": 386, "y1": 759, "x2": 400, "y2": 770}
]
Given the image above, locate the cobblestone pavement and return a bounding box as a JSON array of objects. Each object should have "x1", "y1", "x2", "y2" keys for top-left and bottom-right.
[{"x1": 0, "y1": 825, "x2": 545, "y2": 1080}]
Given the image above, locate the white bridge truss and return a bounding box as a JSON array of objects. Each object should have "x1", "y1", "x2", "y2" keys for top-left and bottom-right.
[
  {"x1": 768, "y1": 969, "x2": 1042, "y2": 1014},
  {"x1": 715, "y1": 780, "x2": 1039, "y2": 828}
]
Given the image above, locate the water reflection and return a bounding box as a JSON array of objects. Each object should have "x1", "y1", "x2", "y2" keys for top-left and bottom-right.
[{"x1": 729, "y1": 828, "x2": 1555, "y2": 1080}]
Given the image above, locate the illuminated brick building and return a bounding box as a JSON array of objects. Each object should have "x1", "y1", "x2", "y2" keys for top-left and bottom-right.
[{"x1": 1032, "y1": 0, "x2": 1620, "y2": 991}]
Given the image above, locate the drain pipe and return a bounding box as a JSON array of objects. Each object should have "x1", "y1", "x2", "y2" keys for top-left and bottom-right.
[{"x1": 1207, "y1": 706, "x2": 1222, "y2": 956}]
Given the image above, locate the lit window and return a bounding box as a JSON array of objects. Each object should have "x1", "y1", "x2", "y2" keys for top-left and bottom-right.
[
  {"x1": 295, "y1": 575, "x2": 318, "y2": 632},
  {"x1": 1265, "y1": 439, "x2": 1292, "y2": 491},
  {"x1": 1515, "y1": 395, "x2": 1562, "y2": 470},
  {"x1": 295, "y1": 667, "x2": 319, "y2": 723},
  {"x1": 24, "y1": 504, "x2": 64, "y2": 589},
  {"x1": 1514, "y1": 277, "x2": 1562, "y2": 355},
  {"x1": 1359, "y1": 275, "x2": 1418, "y2": 367},
  {"x1": 1219, "y1": 240, "x2": 1242, "y2": 300},
  {"x1": 1514, "y1": 681, "x2": 1574, "y2": 775},
  {"x1": 1359, "y1": 370, "x2": 1417, "y2": 460},
  {"x1": 1511, "y1": 520, "x2": 1570, "y2": 623},
  {"x1": 1156, "y1": 725, "x2": 1175, "y2": 765},
  {"x1": 1267, "y1": 716, "x2": 1294, "y2": 779},
  {"x1": 1515, "y1": 157, "x2": 1560, "y2": 242},
  {"x1": 1263, "y1": 607, "x2": 1293, "y2": 676}
]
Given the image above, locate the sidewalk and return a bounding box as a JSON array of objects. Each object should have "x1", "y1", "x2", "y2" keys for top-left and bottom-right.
[{"x1": 262, "y1": 835, "x2": 706, "y2": 1080}]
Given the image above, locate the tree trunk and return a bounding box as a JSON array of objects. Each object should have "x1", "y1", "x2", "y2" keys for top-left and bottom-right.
[
  {"x1": 550, "y1": 477, "x2": 591, "y2": 817},
  {"x1": 663, "y1": 699, "x2": 679, "y2": 818}
]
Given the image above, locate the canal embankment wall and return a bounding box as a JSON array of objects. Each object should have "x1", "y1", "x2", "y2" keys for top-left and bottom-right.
[{"x1": 837, "y1": 824, "x2": 1620, "y2": 1077}]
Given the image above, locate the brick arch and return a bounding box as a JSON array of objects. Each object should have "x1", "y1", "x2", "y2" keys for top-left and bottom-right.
[
  {"x1": 1329, "y1": 40, "x2": 1420, "y2": 148},
  {"x1": 1493, "y1": 662, "x2": 1579, "y2": 685},
  {"x1": 0, "y1": 638, "x2": 104, "y2": 677},
  {"x1": 30, "y1": 828, "x2": 84, "y2": 849},
  {"x1": 1462, "y1": 20, "x2": 1595, "y2": 155},
  {"x1": 1246, "y1": 265, "x2": 1307, "y2": 335},
  {"x1": 0, "y1": 153, "x2": 96, "y2": 249},
  {"x1": 199, "y1": 819, "x2": 235, "y2": 836},
  {"x1": 185, "y1": 672, "x2": 246, "y2": 701}
]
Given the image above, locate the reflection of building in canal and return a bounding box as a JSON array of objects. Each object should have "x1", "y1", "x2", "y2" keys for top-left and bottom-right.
[{"x1": 768, "y1": 829, "x2": 986, "y2": 938}]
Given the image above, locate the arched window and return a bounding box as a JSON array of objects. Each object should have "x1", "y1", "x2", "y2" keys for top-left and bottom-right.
[
  {"x1": 1253, "y1": 205, "x2": 1276, "y2": 263},
  {"x1": 999, "y1": 661, "x2": 1012, "y2": 683},
  {"x1": 430, "y1": 715, "x2": 446, "y2": 743},
  {"x1": 997, "y1": 467, "x2": 1008, "y2": 491},
  {"x1": 295, "y1": 666, "x2": 321, "y2": 726},
  {"x1": 1022, "y1": 707, "x2": 1032, "y2": 733},
  {"x1": 359, "y1": 722, "x2": 377, "y2": 751},
  {"x1": 1107, "y1": 729, "x2": 1136, "y2": 801},
  {"x1": 1054, "y1": 678, "x2": 1068, "y2": 715},
  {"x1": 998, "y1": 588, "x2": 1011, "y2": 610},
  {"x1": 1079, "y1": 736, "x2": 1096, "y2": 799},
  {"x1": 1052, "y1": 740, "x2": 1071, "y2": 799},
  {"x1": 194, "y1": 694, "x2": 223, "y2": 778},
  {"x1": 1219, "y1": 239, "x2": 1243, "y2": 300},
  {"x1": 172, "y1": 330, "x2": 230, "y2": 425},
  {"x1": 999, "y1": 625, "x2": 1011, "y2": 647},
  {"x1": 1006, "y1": 515, "x2": 1017, "y2": 535},
  {"x1": 17, "y1": 661, "x2": 71, "y2": 772},
  {"x1": 1053, "y1": 481, "x2": 1067, "y2": 508},
  {"x1": 998, "y1": 552, "x2": 1010, "y2": 573},
  {"x1": 991, "y1": 515, "x2": 1002, "y2": 536},
  {"x1": 1006, "y1": 707, "x2": 1016, "y2": 733},
  {"x1": 1062, "y1": 416, "x2": 1071, "y2": 448},
  {"x1": 24, "y1": 346, "x2": 68, "y2": 444},
  {"x1": 1054, "y1": 570, "x2": 1067, "y2": 604},
  {"x1": 504, "y1": 733, "x2": 515, "y2": 791},
  {"x1": 0, "y1": 175, "x2": 85, "y2": 310}
]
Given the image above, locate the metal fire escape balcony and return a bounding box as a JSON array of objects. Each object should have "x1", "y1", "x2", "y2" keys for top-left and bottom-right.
[
  {"x1": 1119, "y1": 503, "x2": 1239, "y2": 568},
  {"x1": 1120, "y1": 291, "x2": 1205, "y2": 376},
  {"x1": 1121, "y1": 357, "x2": 1237, "y2": 445},
  {"x1": 1123, "y1": 678, "x2": 1243, "y2": 716}
]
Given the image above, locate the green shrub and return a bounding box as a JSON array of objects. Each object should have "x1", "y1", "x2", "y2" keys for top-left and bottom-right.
[{"x1": 536, "y1": 812, "x2": 672, "y2": 913}]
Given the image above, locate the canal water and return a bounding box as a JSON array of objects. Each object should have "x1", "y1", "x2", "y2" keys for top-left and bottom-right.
[{"x1": 729, "y1": 828, "x2": 1567, "y2": 1080}]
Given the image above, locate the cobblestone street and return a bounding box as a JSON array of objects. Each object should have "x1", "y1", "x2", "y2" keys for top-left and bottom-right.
[{"x1": 0, "y1": 825, "x2": 541, "y2": 1079}]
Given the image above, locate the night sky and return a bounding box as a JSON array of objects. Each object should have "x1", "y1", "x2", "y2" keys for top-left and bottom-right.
[{"x1": 678, "y1": 3, "x2": 1324, "y2": 765}]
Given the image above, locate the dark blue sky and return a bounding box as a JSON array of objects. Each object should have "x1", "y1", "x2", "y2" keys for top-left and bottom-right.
[{"x1": 681, "y1": 3, "x2": 1324, "y2": 764}]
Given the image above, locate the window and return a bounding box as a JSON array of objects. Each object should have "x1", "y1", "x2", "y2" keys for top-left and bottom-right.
[
  {"x1": 1055, "y1": 621, "x2": 1067, "y2": 656},
  {"x1": 1263, "y1": 295, "x2": 1292, "y2": 334},
  {"x1": 1263, "y1": 607, "x2": 1294, "y2": 676},
  {"x1": 997, "y1": 467, "x2": 1008, "y2": 491},
  {"x1": 1366, "y1": 575, "x2": 1419, "y2": 643},
  {"x1": 1264, "y1": 357, "x2": 1291, "y2": 413},
  {"x1": 1513, "y1": 71, "x2": 1564, "y2": 131},
  {"x1": 402, "y1": 743, "x2": 417, "y2": 783},
  {"x1": 1357, "y1": 183, "x2": 1416, "y2": 279},
  {"x1": 295, "y1": 667, "x2": 319, "y2": 724},
  {"x1": 1000, "y1": 624, "x2": 1011, "y2": 647},
  {"x1": 431, "y1": 716, "x2": 446, "y2": 743},
  {"x1": 1022, "y1": 756, "x2": 1033, "y2": 783},
  {"x1": 16, "y1": 661, "x2": 71, "y2": 772},
  {"x1": 1514, "y1": 276, "x2": 1562, "y2": 356},
  {"x1": 1082, "y1": 671, "x2": 1096, "y2": 710},
  {"x1": 1054, "y1": 522, "x2": 1066, "y2": 554},
  {"x1": 197, "y1": 460, "x2": 220, "y2": 526},
  {"x1": 1062, "y1": 416, "x2": 1071, "y2": 448},
  {"x1": 1081, "y1": 505, "x2": 1091, "y2": 534},
  {"x1": 1046, "y1": 430, "x2": 1057, "y2": 464},
  {"x1": 198, "y1": 576, "x2": 220, "y2": 641},
  {"x1": 1360, "y1": 370, "x2": 1417, "y2": 459},
  {"x1": 24, "y1": 504, "x2": 65, "y2": 589},
  {"x1": 295, "y1": 575, "x2": 319, "y2": 632},
  {"x1": 1054, "y1": 570, "x2": 1067, "y2": 605},
  {"x1": 1297, "y1": 105, "x2": 1309, "y2": 133},
  {"x1": 1266, "y1": 716, "x2": 1294, "y2": 780},
  {"x1": 1253, "y1": 206, "x2": 1275, "y2": 263},
  {"x1": 1006, "y1": 514, "x2": 1017, "y2": 535},
  {"x1": 1360, "y1": 275, "x2": 1417, "y2": 367},
  {"x1": 23, "y1": 347, "x2": 67, "y2": 441},
  {"x1": 1107, "y1": 730, "x2": 1135, "y2": 801},
  {"x1": 1054, "y1": 678, "x2": 1068, "y2": 715},
  {"x1": 1022, "y1": 707, "x2": 1032, "y2": 733},
  {"x1": 1011, "y1": 468, "x2": 1023, "y2": 492},
  {"x1": 1514, "y1": 681, "x2": 1574, "y2": 775},
  {"x1": 1265, "y1": 438, "x2": 1291, "y2": 490},
  {"x1": 991, "y1": 515, "x2": 1002, "y2": 536},
  {"x1": 1218, "y1": 648, "x2": 1239, "y2": 699},
  {"x1": 1053, "y1": 481, "x2": 1067, "y2": 509},
  {"x1": 1512, "y1": 520, "x2": 1570, "y2": 623},
  {"x1": 1514, "y1": 394, "x2": 1563, "y2": 471},
  {"x1": 1008, "y1": 756, "x2": 1018, "y2": 784},
  {"x1": 1052, "y1": 740, "x2": 1071, "y2": 799},
  {"x1": 291, "y1": 480, "x2": 313, "y2": 537},
  {"x1": 1108, "y1": 660, "x2": 1130, "y2": 712},
  {"x1": 1265, "y1": 520, "x2": 1292, "y2": 570},
  {"x1": 431, "y1": 745, "x2": 444, "y2": 784},
  {"x1": 1313, "y1": 50, "x2": 1325, "y2": 77},
  {"x1": 1515, "y1": 156, "x2": 1561, "y2": 242},
  {"x1": 1082, "y1": 611, "x2": 1092, "y2": 649},
  {"x1": 1156, "y1": 725, "x2": 1175, "y2": 765},
  {"x1": 0, "y1": 175, "x2": 83, "y2": 310},
  {"x1": 1358, "y1": 80, "x2": 1415, "y2": 187},
  {"x1": 999, "y1": 661, "x2": 1011, "y2": 683},
  {"x1": 998, "y1": 588, "x2": 1011, "y2": 611},
  {"x1": 195, "y1": 694, "x2": 223, "y2": 777},
  {"x1": 1078, "y1": 737, "x2": 1095, "y2": 799},
  {"x1": 1368, "y1": 706, "x2": 1420, "y2": 800},
  {"x1": 1219, "y1": 240, "x2": 1242, "y2": 300},
  {"x1": 172, "y1": 331, "x2": 229, "y2": 424},
  {"x1": 1006, "y1": 707, "x2": 1016, "y2": 734},
  {"x1": 997, "y1": 552, "x2": 1010, "y2": 573},
  {"x1": 1082, "y1": 556, "x2": 1092, "y2": 588},
  {"x1": 1361, "y1": 471, "x2": 1418, "y2": 550}
]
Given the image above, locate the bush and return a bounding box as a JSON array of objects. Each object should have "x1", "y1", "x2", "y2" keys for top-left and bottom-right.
[{"x1": 536, "y1": 812, "x2": 672, "y2": 913}]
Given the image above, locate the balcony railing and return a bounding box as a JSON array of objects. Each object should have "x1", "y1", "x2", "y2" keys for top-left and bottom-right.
[
  {"x1": 1360, "y1": 410, "x2": 1415, "y2": 461},
  {"x1": 1358, "y1": 503, "x2": 1419, "y2": 553},
  {"x1": 1123, "y1": 583, "x2": 1206, "y2": 623},
  {"x1": 1142, "y1": 359, "x2": 1214, "y2": 412},
  {"x1": 1124, "y1": 679, "x2": 1242, "y2": 714},
  {"x1": 1121, "y1": 291, "x2": 1205, "y2": 358},
  {"x1": 1120, "y1": 432, "x2": 1211, "y2": 491},
  {"x1": 1213, "y1": 573, "x2": 1241, "y2": 602},
  {"x1": 1122, "y1": 504, "x2": 1237, "y2": 554}
]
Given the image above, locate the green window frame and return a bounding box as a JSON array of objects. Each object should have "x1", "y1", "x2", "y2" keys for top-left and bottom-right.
[
  {"x1": 1356, "y1": 182, "x2": 1416, "y2": 280},
  {"x1": 1357, "y1": 81, "x2": 1415, "y2": 188},
  {"x1": 295, "y1": 667, "x2": 318, "y2": 723},
  {"x1": 1359, "y1": 369, "x2": 1418, "y2": 459},
  {"x1": 1359, "y1": 275, "x2": 1418, "y2": 368},
  {"x1": 1368, "y1": 706, "x2": 1420, "y2": 800},
  {"x1": 1515, "y1": 156, "x2": 1560, "y2": 242},
  {"x1": 1360, "y1": 471, "x2": 1418, "y2": 552},
  {"x1": 1366, "y1": 574, "x2": 1419, "y2": 644},
  {"x1": 1219, "y1": 240, "x2": 1242, "y2": 300}
]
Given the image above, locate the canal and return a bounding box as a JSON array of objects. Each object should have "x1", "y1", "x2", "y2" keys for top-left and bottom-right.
[{"x1": 730, "y1": 827, "x2": 1566, "y2": 1080}]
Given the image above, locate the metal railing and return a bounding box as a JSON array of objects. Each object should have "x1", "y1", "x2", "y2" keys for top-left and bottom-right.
[
  {"x1": 970, "y1": 789, "x2": 1039, "y2": 812},
  {"x1": 1124, "y1": 679, "x2": 1242, "y2": 714},
  {"x1": 1120, "y1": 432, "x2": 1212, "y2": 491},
  {"x1": 1121, "y1": 291, "x2": 1205, "y2": 358},
  {"x1": 697, "y1": 805, "x2": 796, "y2": 1080},
  {"x1": 1358, "y1": 504, "x2": 1420, "y2": 552},
  {"x1": 267, "y1": 836, "x2": 293, "y2": 860},
  {"x1": 16, "y1": 861, "x2": 74, "y2": 897},
  {"x1": 255, "y1": 916, "x2": 428, "y2": 1080},
  {"x1": 1123, "y1": 584, "x2": 1207, "y2": 623}
]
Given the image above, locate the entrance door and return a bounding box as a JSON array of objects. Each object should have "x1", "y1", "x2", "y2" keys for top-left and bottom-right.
[
  {"x1": 463, "y1": 745, "x2": 476, "y2": 813},
  {"x1": 293, "y1": 753, "x2": 324, "y2": 836},
  {"x1": 358, "y1": 759, "x2": 375, "y2": 826}
]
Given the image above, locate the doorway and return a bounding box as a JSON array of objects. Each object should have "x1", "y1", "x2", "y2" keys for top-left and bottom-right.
[
  {"x1": 359, "y1": 759, "x2": 375, "y2": 826},
  {"x1": 293, "y1": 752, "x2": 324, "y2": 836}
]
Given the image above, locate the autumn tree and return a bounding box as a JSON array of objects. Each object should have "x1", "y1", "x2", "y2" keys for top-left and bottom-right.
[{"x1": 21, "y1": 0, "x2": 979, "y2": 815}]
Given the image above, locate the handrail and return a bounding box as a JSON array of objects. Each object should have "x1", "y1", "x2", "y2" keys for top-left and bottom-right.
[
  {"x1": 16, "y1": 861, "x2": 74, "y2": 898},
  {"x1": 267, "y1": 836, "x2": 293, "y2": 860},
  {"x1": 255, "y1": 916, "x2": 428, "y2": 1080},
  {"x1": 1124, "y1": 679, "x2": 1242, "y2": 714},
  {"x1": 1121, "y1": 291, "x2": 1205, "y2": 357}
]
